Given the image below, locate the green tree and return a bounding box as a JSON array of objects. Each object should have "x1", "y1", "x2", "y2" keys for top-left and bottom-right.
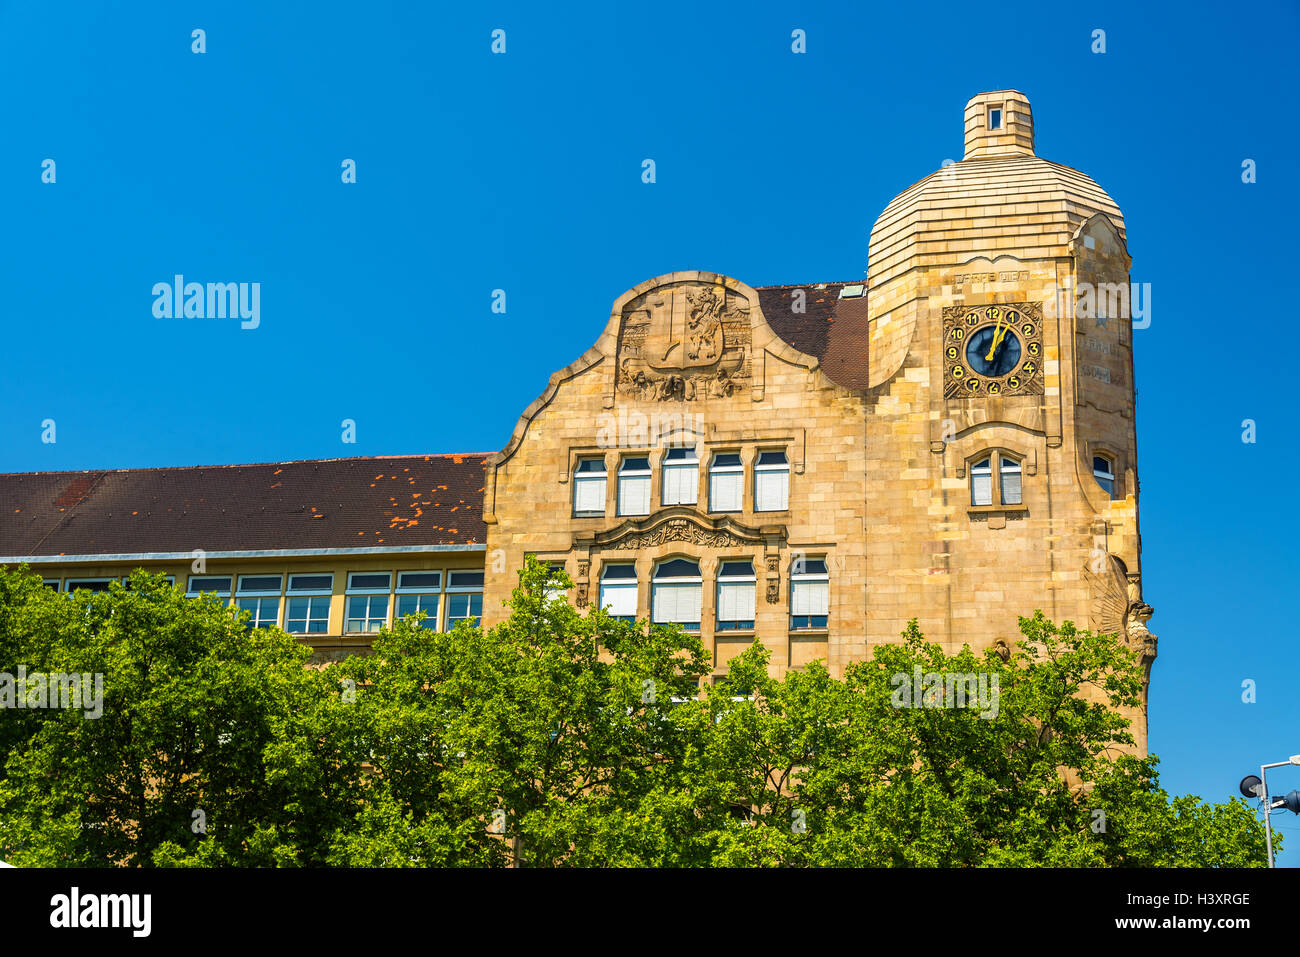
[{"x1": 0, "y1": 568, "x2": 362, "y2": 867}]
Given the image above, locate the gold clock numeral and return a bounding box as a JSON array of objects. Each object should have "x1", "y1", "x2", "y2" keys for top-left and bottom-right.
[
  {"x1": 985, "y1": 306, "x2": 1002, "y2": 320},
  {"x1": 1021, "y1": 361, "x2": 1037, "y2": 375},
  {"x1": 965, "y1": 377, "x2": 980, "y2": 392},
  {"x1": 1021, "y1": 322, "x2": 1035, "y2": 336},
  {"x1": 1007, "y1": 375, "x2": 1021, "y2": 389},
  {"x1": 1027, "y1": 342, "x2": 1040, "y2": 357},
  {"x1": 987, "y1": 382, "x2": 1002, "y2": 395},
  {"x1": 946, "y1": 345, "x2": 959, "y2": 359},
  {"x1": 952, "y1": 365, "x2": 965, "y2": 379},
  {"x1": 1005, "y1": 310, "x2": 1020, "y2": 324},
  {"x1": 949, "y1": 327, "x2": 965, "y2": 341},
  {"x1": 965, "y1": 311, "x2": 981, "y2": 326}
]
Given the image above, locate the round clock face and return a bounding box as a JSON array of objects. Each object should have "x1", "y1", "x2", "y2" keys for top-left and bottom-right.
[{"x1": 965, "y1": 325, "x2": 1021, "y2": 377}]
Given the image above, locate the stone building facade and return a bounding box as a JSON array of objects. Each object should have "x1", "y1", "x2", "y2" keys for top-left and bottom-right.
[
  {"x1": 0, "y1": 90, "x2": 1156, "y2": 751},
  {"x1": 481, "y1": 89, "x2": 1155, "y2": 748}
]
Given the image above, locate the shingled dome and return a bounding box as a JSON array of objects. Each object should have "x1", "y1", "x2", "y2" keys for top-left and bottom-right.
[{"x1": 867, "y1": 89, "x2": 1126, "y2": 290}]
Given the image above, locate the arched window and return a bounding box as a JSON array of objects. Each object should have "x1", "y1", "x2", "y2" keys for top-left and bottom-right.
[
  {"x1": 599, "y1": 564, "x2": 638, "y2": 622},
  {"x1": 1000, "y1": 455, "x2": 1022, "y2": 506},
  {"x1": 970, "y1": 452, "x2": 1026, "y2": 507},
  {"x1": 970, "y1": 457, "x2": 993, "y2": 506},
  {"x1": 790, "y1": 557, "x2": 829, "y2": 630},
  {"x1": 1093, "y1": 455, "x2": 1115, "y2": 497},
  {"x1": 716, "y1": 560, "x2": 756, "y2": 631},
  {"x1": 652, "y1": 559, "x2": 702, "y2": 631}
]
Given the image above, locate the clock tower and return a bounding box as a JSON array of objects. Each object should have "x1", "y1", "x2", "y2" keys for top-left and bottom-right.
[{"x1": 862, "y1": 89, "x2": 1154, "y2": 751}]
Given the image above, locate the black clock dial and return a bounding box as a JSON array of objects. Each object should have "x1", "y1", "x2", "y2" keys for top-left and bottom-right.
[{"x1": 965, "y1": 325, "x2": 1021, "y2": 377}]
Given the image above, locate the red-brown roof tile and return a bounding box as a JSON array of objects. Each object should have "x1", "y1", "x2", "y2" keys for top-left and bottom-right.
[{"x1": 0, "y1": 454, "x2": 489, "y2": 557}]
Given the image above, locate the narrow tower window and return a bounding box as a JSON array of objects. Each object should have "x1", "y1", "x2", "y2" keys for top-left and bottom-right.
[
  {"x1": 988, "y1": 107, "x2": 1003, "y2": 130},
  {"x1": 1093, "y1": 455, "x2": 1116, "y2": 497}
]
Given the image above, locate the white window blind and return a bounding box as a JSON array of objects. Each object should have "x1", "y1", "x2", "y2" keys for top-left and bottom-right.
[
  {"x1": 717, "y1": 581, "x2": 756, "y2": 621},
  {"x1": 574, "y1": 459, "x2": 607, "y2": 514},
  {"x1": 754, "y1": 451, "x2": 789, "y2": 512},
  {"x1": 971, "y1": 458, "x2": 993, "y2": 506},
  {"x1": 600, "y1": 582, "x2": 637, "y2": 617},
  {"x1": 652, "y1": 583, "x2": 702, "y2": 624},
  {"x1": 1000, "y1": 458, "x2": 1022, "y2": 505},
  {"x1": 618, "y1": 457, "x2": 651, "y2": 516},
  {"x1": 710, "y1": 454, "x2": 744, "y2": 512},
  {"x1": 662, "y1": 448, "x2": 698, "y2": 506},
  {"x1": 791, "y1": 579, "x2": 829, "y2": 617}
]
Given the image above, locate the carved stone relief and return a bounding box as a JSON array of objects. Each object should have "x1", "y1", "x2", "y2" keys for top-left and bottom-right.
[{"x1": 616, "y1": 282, "x2": 752, "y2": 402}]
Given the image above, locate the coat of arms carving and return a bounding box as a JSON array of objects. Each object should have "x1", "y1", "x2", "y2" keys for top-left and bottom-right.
[{"x1": 616, "y1": 282, "x2": 752, "y2": 401}]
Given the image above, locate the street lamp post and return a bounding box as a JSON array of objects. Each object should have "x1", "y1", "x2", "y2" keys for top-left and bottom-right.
[{"x1": 1239, "y1": 753, "x2": 1300, "y2": 868}]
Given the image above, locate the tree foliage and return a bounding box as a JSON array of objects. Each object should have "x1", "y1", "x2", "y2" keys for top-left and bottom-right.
[{"x1": 0, "y1": 561, "x2": 1271, "y2": 867}]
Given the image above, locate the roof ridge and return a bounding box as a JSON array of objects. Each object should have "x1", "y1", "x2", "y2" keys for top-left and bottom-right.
[{"x1": 0, "y1": 452, "x2": 496, "y2": 479}]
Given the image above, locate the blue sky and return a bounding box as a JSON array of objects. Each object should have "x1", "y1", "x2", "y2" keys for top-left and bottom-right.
[{"x1": 2, "y1": 0, "x2": 1298, "y2": 862}]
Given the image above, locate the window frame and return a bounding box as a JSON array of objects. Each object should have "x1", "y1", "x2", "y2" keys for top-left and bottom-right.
[
  {"x1": 968, "y1": 450, "x2": 1028, "y2": 510},
  {"x1": 187, "y1": 575, "x2": 233, "y2": 597},
  {"x1": 753, "y1": 449, "x2": 790, "y2": 513},
  {"x1": 651, "y1": 558, "x2": 703, "y2": 632},
  {"x1": 445, "y1": 569, "x2": 484, "y2": 629},
  {"x1": 345, "y1": 572, "x2": 392, "y2": 634},
  {"x1": 715, "y1": 560, "x2": 756, "y2": 631},
  {"x1": 573, "y1": 457, "x2": 608, "y2": 517},
  {"x1": 708, "y1": 452, "x2": 745, "y2": 514},
  {"x1": 1093, "y1": 454, "x2": 1116, "y2": 498},
  {"x1": 789, "y1": 557, "x2": 829, "y2": 631},
  {"x1": 598, "y1": 563, "x2": 638, "y2": 622},
  {"x1": 661, "y1": 446, "x2": 700, "y2": 507},
  {"x1": 617, "y1": 455, "x2": 652, "y2": 517}
]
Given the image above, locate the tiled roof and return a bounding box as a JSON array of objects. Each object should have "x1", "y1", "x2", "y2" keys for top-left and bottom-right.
[
  {"x1": 0, "y1": 454, "x2": 489, "y2": 558},
  {"x1": 756, "y1": 282, "x2": 870, "y2": 391}
]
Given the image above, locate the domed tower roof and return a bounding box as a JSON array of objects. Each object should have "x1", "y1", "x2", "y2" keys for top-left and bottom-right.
[{"x1": 867, "y1": 90, "x2": 1126, "y2": 290}]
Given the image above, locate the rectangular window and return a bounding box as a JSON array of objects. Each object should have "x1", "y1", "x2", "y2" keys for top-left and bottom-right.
[
  {"x1": 988, "y1": 107, "x2": 1003, "y2": 130},
  {"x1": 446, "y1": 593, "x2": 483, "y2": 629},
  {"x1": 617, "y1": 456, "x2": 652, "y2": 516},
  {"x1": 345, "y1": 595, "x2": 388, "y2": 633},
  {"x1": 288, "y1": 574, "x2": 333, "y2": 593},
  {"x1": 237, "y1": 575, "x2": 283, "y2": 595},
  {"x1": 396, "y1": 592, "x2": 440, "y2": 630},
  {"x1": 446, "y1": 570, "x2": 484, "y2": 628},
  {"x1": 1000, "y1": 458, "x2": 1023, "y2": 506},
  {"x1": 65, "y1": 579, "x2": 113, "y2": 593},
  {"x1": 187, "y1": 575, "x2": 232, "y2": 597},
  {"x1": 790, "y1": 559, "x2": 829, "y2": 630},
  {"x1": 970, "y1": 458, "x2": 993, "y2": 506},
  {"x1": 237, "y1": 597, "x2": 280, "y2": 630},
  {"x1": 236, "y1": 575, "x2": 283, "y2": 631},
  {"x1": 285, "y1": 574, "x2": 332, "y2": 635},
  {"x1": 41, "y1": 579, "x2": 60, "y2": 590},
  {"x1": 662, "y1": 447, "x2": 699, "y2": 506},
  {"x1": 574, "y1": 458, "x2": 607, "y2": 516},
  {"x1": 599, "y1": 564, "x2": 638, "y2": 621},
  {"x1": 709, "y1": 453, "x2": 744, "y2": 512},
  {"x1": 396, "y1": 571, "x2": 441, "y2": 592},
  {"x1": 544, "y1": 562, "x2": 568, "y2": 602},
  {"x1": 716, "y1": 561, "x2": 755, "y2": 630},
  {"x1": 754, "y1": 450, "x2": 789, "y2": 512},
  {"x1": 345, "y1": 573, "x2": 391, "y2": 633},
  {"x1": 287, "y1": 596, "x2": 331, "y2": 634}
]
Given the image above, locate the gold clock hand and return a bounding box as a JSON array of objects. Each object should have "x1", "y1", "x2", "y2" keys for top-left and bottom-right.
[{"x1": 984, "y1": 314, "x2": 1006, "y2": 362}]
